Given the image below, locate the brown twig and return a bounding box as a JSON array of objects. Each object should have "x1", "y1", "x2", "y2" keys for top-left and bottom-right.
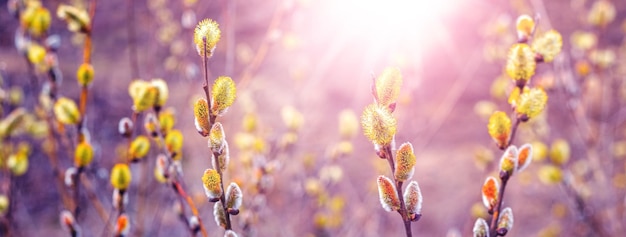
[
  {"x1": 489, "y1": 172, "x2": 509, "y2": 237},
  {"x1": 213, "y1": 151, "x2": 232, "y2": 230},
  {"x1": 383, "y1": 145, "x2": 412, "y2": 237}
]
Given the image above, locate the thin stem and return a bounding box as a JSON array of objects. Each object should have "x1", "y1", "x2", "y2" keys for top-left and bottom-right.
[
  {"x1": 383, "y1": 145, "x2": 412, "y2": 237},
  {"x1": 153, "y1": 121, "x2": 208, "y2": 237},
  {"x1": 80, "y1": 174, "x2": 109, "y2": 223},
  {"x1": 489, "y1": 173, "x2": 509, "y2": 237},
  {"x1": 504, "y1": 118, "x2": 522, "y2": 149},
  {"x1": 202, "y1": 38, "x2": 211, "y2": 113},
  {"x1": 213, "y1": 151, "x2": 232, "y2": 230}
]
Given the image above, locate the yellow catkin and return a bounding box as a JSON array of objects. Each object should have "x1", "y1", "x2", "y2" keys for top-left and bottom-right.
[
  {"x1": 202, "y1": 169, "x2": 222, "y2": 198},
  {"x1": 361, "y1": 104, "x2": 397, "y2": 146},
  {"x1": 500, "y1": 146, "x2": 519, "y2": 175},
  {"x1": 211, "y1": 76, "x2": 237, "y2": 116},
  {"x1": 110, "y1": 163, "x2": 132, "y2": 190},
  {"x1": 497, "y1": 207, "x2": 514, "y2": 231},
  {"x1": 516, "y1": 87, "x2": 548, "y2": 119},
  {"x1": 151, "y1": 79, "x2": 169, "y2": 107},
  {"x1": 56, "y1": 4, "x2": 90, "y2": 32},
  {"x1": 225, "y1": 182, "x2": 243, "y2": 210},
  {"x1": 505, "y1": 43, "x2": 536, "y2": 84},
  {"x1": 532, "y1": 30, "x2": 563, "y2": 63},
  {"x1": 27, "y1": 43, "x2": 46, "y2": 65},
  {"x1": 550, "y1": 139, "x2": 570, "y2": 165},
  {"x1": 53, "y1": 97, "x2": 81, "y2": 125},
  {"x1": 74, "y1": 142, "x2": 94, "y2": 168},
  {"x1": 132, "y1": 83, "x2": 158, "y2": 112},
  {"x1": 76, "y1": 63, "x2": 94, "y2": 86},
  {"x1": 129, "y1": 135, "x2": 150, "y2": 160},
  {"x1": 375, "y1": 67, "x2": 403, "y2": 107},
  {"x1": 473, "y1": 218, "x2": 489, "y2": 237},
  {"x1": 158, "y1": 109, "x2": 176, "y2": 134},
  {"x1": 538, "y1": 165, "x2": 563, "y2": 184},
  {"x1": 376, "y1": 175, "x2": 400, "y2": 212},
  {"x1": 209, "y1": 122, "x2": 226, "y2": 153},
  {"x1": 481, "y1": 176, "x2": 499, "y2": 210},
  {"x1": 165, "y1": 129, "x2": 183, "y2": 153},
  {"x1": 403, "y1": 181, "x2": 422, "y2": 215},
  {"x1": 587, "y1": 0, "x2": 616, "y2": 27},
  {"x1": 194, "y1": 98, "x2": 210, "y2": 136},
  {"x1": 516, "y1": 143, "x2": 533, "y2": 172},
  {"x1": 394, "y1": 142, "x2": 416, "y2": 182},
  {"x1": 194, "y1": 19, "x2": 221, "y2": 57},
  {"x1": 487, "y1": 111, "x2": 511, "y2": 149},
  {"x1": 516, "y1": 14, "x2": 535, "y2": 40}
]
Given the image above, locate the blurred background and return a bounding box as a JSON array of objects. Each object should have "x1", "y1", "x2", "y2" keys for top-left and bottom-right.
[{"x1": 1, "y1": 0, "x2": 626, "y2": 236}]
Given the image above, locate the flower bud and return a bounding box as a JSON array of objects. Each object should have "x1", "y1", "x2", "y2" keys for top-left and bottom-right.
[
  {"x1": 165, "y1": 129, "x2": 183, "y2": 154},
  {"x1": 0, "y1": 108, "x2": 26, "y2": 139},
  {"x1": 497, "y1": 207, "x2": 514, "y2": 233},
  {"x1": 481, "y1": 176, "x2": 499, "y2": 210},
  {"x1": 473, "y1": 218, "x2": 489, "y2": 237},
  {"x1": 65, "y1": 167, "x2": 77, "y2": 187},
  {"x1": 27, "y1": 43, "x2": 46, "y2": 66},
  {"x1": 151, "y1": 78, "x2": 169, "y2": 108},
  {"x1": 189, "y1": 216, "x2": 200, "y2": 233},
  {"x1": 499, "y1": 145, "x2": 519, "y2": 176},
  {"x1": 209, "y1": 122, "x2": 226, "y2": 153},
  {"x1": 202, "y1": 169, "x2": 222, "y2": 199},
  {"x1": 213, "y1": 201, "x2": 227, "y2": 228},
  {"x1": 57, "y1": 4, "x2": 90, "y2": 33},
  {"x1": 587, "y1": 0, "x2": 615, "y2": 28},
  {"x1": 394, "y1": 142, "x2": 416, "y2": 182},
  {"x1": 281, "y1": 106, "x2": 304, "y2": 132},
  {"x1": 377, "y1": 175, "x2": 400, "y2": 212},
  {"x1": 487, "y1": 111, "x2": 511, "y2": 149},
  {"x1": 505, "y1": 43, "x2": 536, "y2": 85},
  {"x1": 154, "y1": 154, "x2": 169, "y2": 183},
  {"x1": 211, "y1": 142, "x2": 230, "y2": 173},
  {"x1": 118, "y1": 117, "x2": 133, "y2": 137},
  {"x1": 54, "y1": 97, "x2": 81, "y2": 125},
  {"x1": 193, "y1": 98, "x2": 210, "y2": 136},
  {"x1": 538, "y1": 165, "x2": 563, "y2": 184},
  {"x1": 158, "y1": 108, "x2": 176, "y2": 135},
  {"x1": 76, "y1": 63, "x2": 94, "y2": 86},
  {"x1": 404, "y1": 181, "x2": 423, "y2": 216},
  {"x1": 516, "y1": 87, "x2": 548, "y2": 120},
  {"x1": 194, "y1": 19, "x2": 221, "y2": 57},
  {"x1": 374, "y1": 67, "x2": 403, "y2": 108},
  {"x1": 132, "y1": 83, "x2": 158, "y2": 112},
  {"x1": 23, "y1": 5, "x2": 51, "y2": 37},
  {"x1": 516, "y1": 143, "x2": 533, "y2": 173},
  {"x1": 110, "y1": 163, "x2": 132, "y2": 191},
  {"x1": 361, "y1": 104, "x2": 397, "y2": 146},
  {"x1": 115, "y1": 214, "x2": 130, "y2": 237},
  {"x1": 515, "y1": 15, "x2": 534, "y2": 41},
  {"x1": 143, "y1": 113, "x2": 158, "y2": 137},
  {"x1": 225, "y1": 182, "x2": 243, "y2": 211},
  {"x1": 532, "y1": 30, "x2": 562, "y2": 63},
  {"x1": 74, "y1": 141, "x2": 94, "y2": 168},
  {"x1": 0, "y1": 195, "x2": 8, "y2": 216},
  {"x1": 112, "y1": 189, "x2": 129, "y2": 210},
  {"x1": 129, "y1": 135, "x2": 150, "y2": 161},
  {"x1": 224, "y1": 230, "x2": 239, "y2": 237},
  {"x1": 211, "y1": 76, "x2": 237, "y2": 116},
  {"x1": 7, "y1": 152, "x2": 28, "y2": 176},
  {"x1": 60, "y1": 210, "x2": 79, "y2": 235},
  {"x1": 550, "y1": 139, "x2": 570, "y2": 166}
]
